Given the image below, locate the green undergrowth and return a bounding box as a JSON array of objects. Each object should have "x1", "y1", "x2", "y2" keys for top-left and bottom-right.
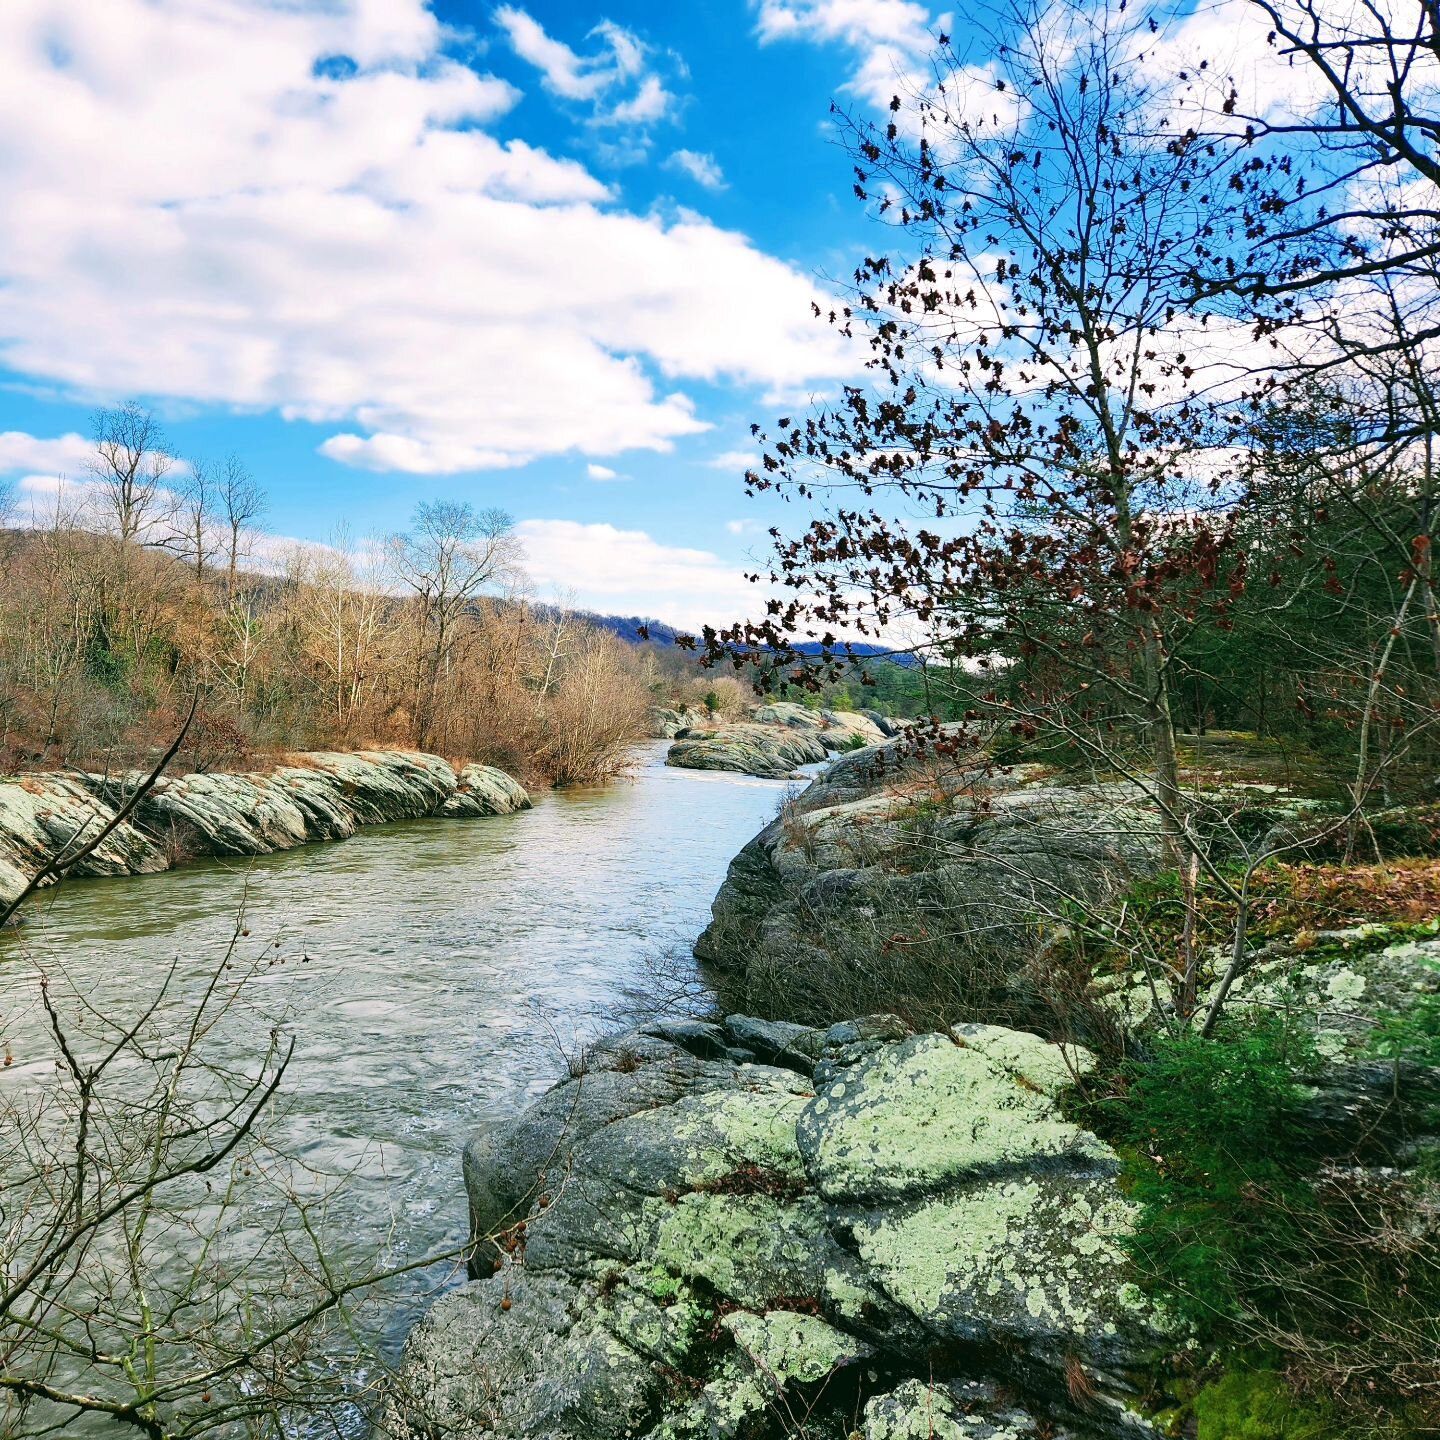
[
  {"x1": 1076, "y1": 1014, "x2": 1324, "y2": 1340},
  {"x1": 1070, "y1": 1005, "x2": 1440, "y2": 1436}
]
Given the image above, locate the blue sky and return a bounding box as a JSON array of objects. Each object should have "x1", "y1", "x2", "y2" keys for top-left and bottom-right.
[{"x1": 0, "y1": 0, "x2": 952, "y2": 628}]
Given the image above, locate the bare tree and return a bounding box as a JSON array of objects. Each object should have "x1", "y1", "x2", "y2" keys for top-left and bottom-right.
[
  {"x1": 88, "y1": 403, "x2": 174, "y2": 547},
  {"x1": 170, "y1": 458, "x2": 218, "y2": 581},
  {"x1": 388, "y1": 502, "x2": 526, "y2": 751},
  {"x1": 217, "y1": 455, "x2": 265, "y2": 599}
]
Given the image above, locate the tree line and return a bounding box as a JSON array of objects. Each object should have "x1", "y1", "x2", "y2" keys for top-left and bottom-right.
[{"x1": 0, "y1": 405, "x2": 651, "y2": 785}]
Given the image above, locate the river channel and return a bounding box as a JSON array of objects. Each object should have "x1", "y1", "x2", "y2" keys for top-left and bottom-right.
[{"x1": 0, "y1": 742, "x2": 793, "y2": 1430}]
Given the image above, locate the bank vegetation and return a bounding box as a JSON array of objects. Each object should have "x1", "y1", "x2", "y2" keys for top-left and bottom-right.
[{"x1": 0, "y1": 429, "x2": 651, "y2": 787}]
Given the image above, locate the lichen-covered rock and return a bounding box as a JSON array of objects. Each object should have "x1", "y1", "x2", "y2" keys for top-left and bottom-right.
[
  {"x1": 386, "y1": 1016, "x2": 1172, "y2": 1440},
  {"x1": 667, "y1": 722, "x2": 830, "y2": 778},
  {"x1": 864, "y1": 1379, "x2": 1078, "y2": 1439},
  {"x1": 0, "y1": 750, "x2": 529, "y2": 905},
  {"x1": 694, "y1": 738, "x2": 1164, "y2": 1029},
  {"x1": 441, "y1": 764, "x2": 533, "y2": 818}
]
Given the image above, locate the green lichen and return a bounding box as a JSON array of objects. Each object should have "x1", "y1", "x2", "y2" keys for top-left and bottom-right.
[
  {"x1": 854, "y1": 1174, "x2": 1148, "y2": 1343},
  {"x1": 950, "y1": 1023, "x2": 1096, "y2": 1095},
  {"x1": 721, "y1": 1308, "x2": 866, "y2": 1383},
  {"x1": 863, "y1": 1379, "x2": 1035, "y2": 1439},
  {"x1": 651, "y1": 1191, "x2": 830, "y2": 1307},
  {"x1": 668, "y1": 1088, "x2": 809, "y2": 1185},
  {"x1": 806, "y1": 1035, "x2": 1113, "y2": 1200}
]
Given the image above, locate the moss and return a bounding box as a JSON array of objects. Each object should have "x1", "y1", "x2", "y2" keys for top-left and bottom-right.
[{"x1": 1192, "y1": 1371, "x2": 1336, "y2": 1440}]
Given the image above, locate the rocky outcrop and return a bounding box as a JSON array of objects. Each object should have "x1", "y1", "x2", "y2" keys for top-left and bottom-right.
[
  {"x1": 0, "y1": 751, "x2": 531, "y2": 905},
  {"x1": 386, "y1": 1015, "x2": 1174, "y2": 1440},
  {"x1": 650, "y1": 706, "x2": 709, "y2": 740},
  {"x1": 662, "y1": 705, "x2": 894, "y2": 779},
  {"x1": 693, "y1": 738, "x2": 1165, "y2": 1026},
  {"x1": 666, "y1": 722, "x2": 831, "y2": 779},
  {"x1": 751, "y1": 701, "x2": 889, "y2": 749}
]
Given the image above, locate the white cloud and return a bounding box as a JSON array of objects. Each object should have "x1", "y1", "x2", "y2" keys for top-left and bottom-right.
[
  {"x1": 725, "y1": 518, "x2": 762, "y2": 535},
  {"x1": 666, "y1": 149, "x2": 727, "y2": 190},
  {"x1": 706, "y1": 448, "x2": 763, "y2": 471},
  {"x1": 585, "y1": 462, "x2": 620, "y2": 480},
  {"x1": 0, "y1": 430, "x2": 93, "y2": 476},
  {"x1": 754, "y1": 0, "x2": 936, "y2": 106},
  {"x1": 604, "y1": 73, "x2": 675, "y2": 126},
  {"x1": 517, "y1": 518, "x2": 767, "y2": 631},
  {"x1": 495, "y1": 8, "x2": 674, "y2": 129},
  {"x1": 0, "y1": 0, "x2": 853, "y2": 475},
  {"x1": 494, "y1": 6, "x2": 612, "y2": 101}
]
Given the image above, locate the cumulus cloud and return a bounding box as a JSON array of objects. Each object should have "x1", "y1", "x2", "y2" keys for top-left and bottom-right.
[
  {"x1": 666, "y1": 149, "x2": 727, "y2": 190},
  {"x1": 585, "y1": 462, "x2": 621, "y2": 480},
  {"x1": 754, "y1": 0, "x2": 936, "y2": 106},
  {"x1": 0, "y1": 430, "x2": 94, "y2": 476},
  {"x1": 0, "y1": 0, "x2": 852, "y2": 475},
  {"x1": 517, "y1": 518, "x2": 769, "y2": 631}
]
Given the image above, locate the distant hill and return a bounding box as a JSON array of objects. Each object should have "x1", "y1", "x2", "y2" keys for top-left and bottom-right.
[{"x1": 541, "y1": 605, "x2": 919, "y2": 668}]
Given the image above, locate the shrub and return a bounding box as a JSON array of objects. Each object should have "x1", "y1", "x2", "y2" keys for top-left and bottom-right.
[
  {"x1": 1094, "y1": 1014, "x2": 1321, "y2": 1335},
  {"x1": 1192, "y1": 1370, "x2": 1335, "y2": 1440},
  {"x1": 1084, "y1": 1011, "x2": 1440, "y2": 1432}
]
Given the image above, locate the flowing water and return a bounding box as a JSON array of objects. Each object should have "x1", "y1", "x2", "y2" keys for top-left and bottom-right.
[{"x1": 0, "y1": 743, "x2": 794, "y2": 1430}]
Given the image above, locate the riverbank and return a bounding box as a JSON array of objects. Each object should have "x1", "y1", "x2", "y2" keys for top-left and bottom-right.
[
  {"x1": 0, "y1": 750, "x2": 530, "y2": 906},
  {"x1": 1, "y1": 744, "x2": 797, "y2": 1439}
]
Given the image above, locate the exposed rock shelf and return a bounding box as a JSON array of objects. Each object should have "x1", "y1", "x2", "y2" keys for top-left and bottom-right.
[
  {"x1": 0, "y1": 751, "x2": 530, "y2": 905},
  {"x1": 387, "y1": 1014, "x2": 1173, "y2": 1440},
  {"x1": 693, "y1": 737, "x2": 1165, "y2": 1026},
  {"x1": 665, "y1": 704, "x2": 891, "y2": 779}
]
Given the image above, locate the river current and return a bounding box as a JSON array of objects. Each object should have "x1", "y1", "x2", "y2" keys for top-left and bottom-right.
[{"x1": 1, "y1": 742, "x2": 793, "y2": 1429}]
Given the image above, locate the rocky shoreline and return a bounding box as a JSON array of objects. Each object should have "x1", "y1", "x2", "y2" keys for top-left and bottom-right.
[{"x1": 0, "y1": 750, "x2": 530, "y2": 907}]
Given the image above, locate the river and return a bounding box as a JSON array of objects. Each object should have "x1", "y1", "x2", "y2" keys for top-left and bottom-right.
[{"x1": 0, "y1": 743, "x2": 792, "y2": 1432}]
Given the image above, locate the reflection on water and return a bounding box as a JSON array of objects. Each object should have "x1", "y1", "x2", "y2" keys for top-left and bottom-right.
[{"x1": 0, "y1": 743, "x2": 791, "y2": 1424}]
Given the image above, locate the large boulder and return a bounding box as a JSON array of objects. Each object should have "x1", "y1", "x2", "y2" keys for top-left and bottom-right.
[
  {"x1": 666, "y1": 722, "x2": 829, "y2": 778},
  {"x1": 694, "y1": 738, "x2": 1164, "y2": 1027},
  {"x1": 0, "y1": 773, "x2": 167, "y2": 905},
  {"x1": 385, "y1": 1016, "x2": 1175, "y2": 1440},
  {"x1": 650, "y1": 706, "x2": 709, "y2": 739},
  {"x1": 440, "y1": 764, "x2": 533, "y2": 818}
]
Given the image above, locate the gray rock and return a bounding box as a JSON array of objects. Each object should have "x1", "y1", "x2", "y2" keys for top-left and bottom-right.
[
  {"x1": 753, "y1": 701, "x2": 889, "y2": 749},
  {"x1": 0, "y1": 772, "x2": 168, "y2": 904},
  {"x1": 388, "y1": 1017, "x2": 1172, "y2": 1440},
  {"x1": 694, "y1": 746, "x2": 1165, "y2": 1029},
  {"x1": 725, "y1": 1014, "x2": 826, "y2": 1071},
  {"x1": 0, "y1": 750, "x2": 530, "y2": 905},
  {"x1": 440, "y1": 764, "x2": 532, "y2": 817},
  {"x1": 650, "y1": 705, "x2": 709, "y2": 739},
  {"x1": 666, "y1": 722, "x2": 829, "y2": 778}
]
